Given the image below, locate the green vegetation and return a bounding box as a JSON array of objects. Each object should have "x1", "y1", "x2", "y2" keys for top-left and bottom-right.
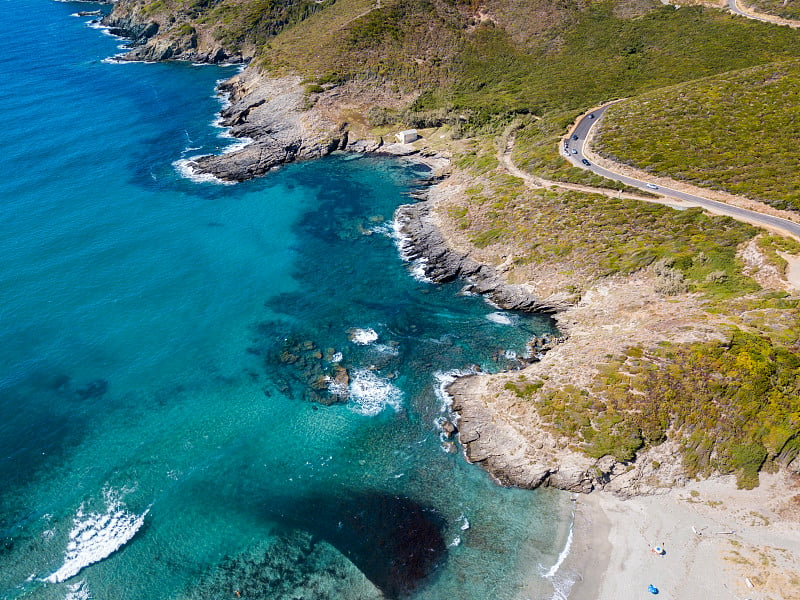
[
  {"x1": 255, "y1": 0, "x2": 800, "y2": 116},
  {"x1": 595, "y1": 60, "x2": 800, "y2": 211},
  {"x1": 427, "y1": 4, "x2": 800, "y2": 119},
  {"x1": 252, "y1": 0, "x2": 800, "y2": 190},
  {"x1": 452, "y1": 154, "x2": 759, "y2": 297},
  {"x1": 519, "y1": 330, "x2": 800, "y2": 488},
  {"x1": 203, "y1": 0, "x2": 332, "y2": 53},
  {"x1": 757, "y1": 235, "x2": 800, "y2": 276},
  {"x1": 747, "y1": 0, "x2": 800, "y2": 20},
  {"x1": 133, "y1": 0, "x2": 334, "y2": 55},
  {"x1": 126, "y1": 0, "x2": 800, "y2": 486},
  {"x1": 259, "y1": 0, "x2": 464, "y2": 85},
  {"x1": 510, "y1": 114, "x2": 657, "y2": 195}
]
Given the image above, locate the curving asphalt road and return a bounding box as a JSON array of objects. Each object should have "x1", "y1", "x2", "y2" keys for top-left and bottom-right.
[
  {"x1": 563, "y1": 105, "x2": 800, "y2": 240},
  {"x1": 727, "y1": 0, "x2": 800, "y2": 26},
  {"x1": 728, "y1": 0, "x2": 768, "y2": 21}
]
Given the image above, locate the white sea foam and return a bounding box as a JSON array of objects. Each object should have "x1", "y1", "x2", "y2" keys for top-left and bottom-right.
[
  {"x1": 542, "y1": 504, "x2": 577, "y2": 600},
  {"x1": 373, "y1": 343, "x2": 400, "y2": 356},
  {"x1": 486, "y1": 311, "x2": 515, "y2": 326},
  {"x1": 391, "y1": 216, "x2": 433, "y2": 283},
  {"x1": 207, "y1": 84, "x2": 254, "y2": 155},
  {"x1": 433, "y1": 369, "x2": 474, "y2": 413},
  {"x1": 459, "y1": 514, "x2": 470, "y2": 531},
  {"x1": 65, "y1": 580, "x2": 92, "y2": 600},
  {"x1": 45, "y1": 490, "x2": 150, "y2": 584},
  {"x1": 221, "y1": 136, "x2": 253, "y2": 155},
  {"x1": 348, "y1": 328, "x2": 378, "y2": 345},
  {"x1": 173, "y1": 158, "x2": 234, "y2": 185},
  {"x1": 448, "y1": 535, "x2": 461, "y2": 547},
  {"x1": 348, "y1": 369, "x2": 402, "y2": 416},
  {"x1": 101, "y1": 55, "x2": 148, "y2": 65},
  {"x1": 326, "y1": 377, "x2": 349, "y2": 399},
  {"x1": 543, "y1": 515, "x2": 573, "y2": 579},
  {"x1": 370, "y1": 222, "x2": 393, "y2": 236},
  {"x1": 86, "y1": 21, "x2": 121, "y2": 39}
]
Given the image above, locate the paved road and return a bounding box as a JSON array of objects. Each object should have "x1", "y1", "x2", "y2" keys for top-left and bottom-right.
[
  {"x1": 726, "y1": 0, "x2": 799, "y2": 26},
  {"x1": 563, "y1": 106, "x2": 800, "y2": 240},
  {"x1": 728, "y1": 0, "x2": 766, "y2": 21}
]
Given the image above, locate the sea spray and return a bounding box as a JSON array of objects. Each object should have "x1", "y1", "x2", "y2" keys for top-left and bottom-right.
[
  {"x1": 45, "y1": 490, "x2": 150, "y2": 584},
  {"x1": 391, "y1": 216, "x2": 433, "y2": 283},
  {"x1": 486, "y1": 311, "x2": 516, "y2": 326},
  {"x1": 348, "y1": 328, "x2": 379, "y2": 346},
  {"x1": 348, "y1": 369, "x2": 402, "y2": 416}
]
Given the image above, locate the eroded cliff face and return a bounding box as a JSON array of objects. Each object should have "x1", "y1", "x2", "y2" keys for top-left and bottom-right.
[
  {"x1": 102, "y1": 0, "x2": 248, "y2": 63},
  {"x1": 446, "y1": 373, "x2": 694, "y2": 496},
  {"x1": 186, "y1": 71, "x2": 344, "y2": 181}
]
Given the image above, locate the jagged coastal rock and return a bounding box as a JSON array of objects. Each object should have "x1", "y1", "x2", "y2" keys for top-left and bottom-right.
[
  {"x1": 394, "y1": 201, "x2": 571, "y2": 313},
  {"x1": 102, "y1": 1, "x2": 245, "y2": 63},
  {"x1": 188, "y1": 72, "x2": 345, "y2": 181},
  {"x1": 447, "y1": 373, "x2": 692, "y2": 495}
]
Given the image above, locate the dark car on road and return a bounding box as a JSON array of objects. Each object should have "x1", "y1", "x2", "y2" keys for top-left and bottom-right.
[
  {"x1": 581, "y1": 158, "x2": 590, "y2": 166},
  {"x1": 571, "y1": 134, "x2": 579, "y2": 141}
]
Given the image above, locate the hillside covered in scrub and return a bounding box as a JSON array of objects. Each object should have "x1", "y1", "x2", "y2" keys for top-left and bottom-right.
[
  {"x1": 104, "y1": 0, "x2": 800, "y2": 491},
  {"x1": 594, "y1": 60, "x2": 800, "y2": 212}
]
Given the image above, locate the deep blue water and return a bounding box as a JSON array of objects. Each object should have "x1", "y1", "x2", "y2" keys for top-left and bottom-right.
[{"x1": 0, "y1": 2, "x2": 573, "y2": 599}]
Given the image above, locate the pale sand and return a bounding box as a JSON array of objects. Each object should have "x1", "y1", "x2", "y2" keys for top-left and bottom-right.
[
  {"x1": 781, "y1": 252, "x2": 800, "y2": 290},
  {"x1": 565, "y1": 473, "x2": 800, "y2": 600}
]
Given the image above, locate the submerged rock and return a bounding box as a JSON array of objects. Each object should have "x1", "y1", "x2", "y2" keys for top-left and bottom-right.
[
  {"x1": 75, "y1": 379, "x2": 108, "y2": 400},
  {"x1": 182, "y1": 530, "x2": 385, "y2": 600},
  {"x1": 270, "y1": 335, "x2": 352, "y2": 406},
  {"x1": 266, "y1": 492, "x2": 448, "y2": 599}
]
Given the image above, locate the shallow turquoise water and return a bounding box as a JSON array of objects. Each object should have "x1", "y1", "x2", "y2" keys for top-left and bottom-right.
[{"x1": 0, "y1": 2, "x2": 572, "y2": 598}]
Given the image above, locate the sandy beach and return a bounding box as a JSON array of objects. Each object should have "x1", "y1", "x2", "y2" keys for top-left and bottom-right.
[{"x1": 564, "y1": 473, "x2": 800, "y2": 600}]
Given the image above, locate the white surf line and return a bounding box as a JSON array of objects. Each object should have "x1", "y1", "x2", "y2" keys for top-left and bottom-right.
[
  {"x1": 543, "y1": 503, "x2": 575, "y2": 580},
  {"x1": 45, "y1": 492, "x2": 150, "y2": 584}
]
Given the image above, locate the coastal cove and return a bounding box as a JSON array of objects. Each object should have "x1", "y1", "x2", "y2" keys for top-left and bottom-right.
[
  {"x1": 6, "y1": 1, "x2": 800, "y2": 599},
  {"x1": 0, "y1": 3, "x2": 581, "y2": 600}
]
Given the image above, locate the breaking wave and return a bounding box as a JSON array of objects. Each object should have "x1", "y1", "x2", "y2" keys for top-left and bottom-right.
[
  {"x1": 348, "y1": 369, "x2": 402, "y2": 416},
  {"x1": 45, "y1": 490, "x2": 150, "y2": 584},
  {"x1": 486, "y1": 311, "x2": 515, "y2": 326},
  {"x1": 173, "y1": 157, "x2": 234, "y2": 185},
  {"x1": 348, "y1": 327, "x2": 378, "y2": 345},
  {"x1": 391, "y1": 216, "x2": 432, "y2": 283}
]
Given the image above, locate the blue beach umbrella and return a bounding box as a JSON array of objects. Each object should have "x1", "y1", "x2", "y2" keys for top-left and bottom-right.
[{"x1": 648, "y1": 584, "x2": 659, "y2": 594}]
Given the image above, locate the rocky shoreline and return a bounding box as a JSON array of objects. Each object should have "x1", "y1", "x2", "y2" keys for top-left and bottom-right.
[
  {"x1": 90, "y1": 2, "x2": 743, "y2": 497},
  {"x1": 101, "y1": 2, "x2": 247, "y2": 64},
  {"x1": 394, "y1": 202, "x2": 568, "y2": 313}
]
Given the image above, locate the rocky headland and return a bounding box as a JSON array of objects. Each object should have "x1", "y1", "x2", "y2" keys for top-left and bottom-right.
[
  {"x1": 101, "y1": 1, "x2": 246, "y2": 63},
  {"x1": 94, "y1": 0, "x2": 800, "y2": 501}
]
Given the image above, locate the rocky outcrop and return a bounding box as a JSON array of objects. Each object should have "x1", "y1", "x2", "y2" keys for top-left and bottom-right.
[
  {"x1": 186, "y1": 72, "x2": 345, "y2": 182},
  {"x1": 185, "y1": 70, "x2": 440, "y2": 182},
  {"x1": 448, "y1": 375, "x2": 599, "y2": 493},
  {"x1": 101, "y1": 1, "x2": 245, "y2": 64},
  {"x1": 394, "y1": 202, "x2": 569, "y2": 313},
  {"x1": 447, "y1": 374, "x2": 691, "y2": 496}
]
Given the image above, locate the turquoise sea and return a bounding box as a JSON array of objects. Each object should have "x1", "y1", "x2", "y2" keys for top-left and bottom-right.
[{"x1": 0, "y1": 2, "x2": 575, "y2": 598}]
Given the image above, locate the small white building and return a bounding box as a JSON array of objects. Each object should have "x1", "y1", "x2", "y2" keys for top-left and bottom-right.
[{"x1": 396, "y1": 129, "x2": 418, "y2": 144}]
